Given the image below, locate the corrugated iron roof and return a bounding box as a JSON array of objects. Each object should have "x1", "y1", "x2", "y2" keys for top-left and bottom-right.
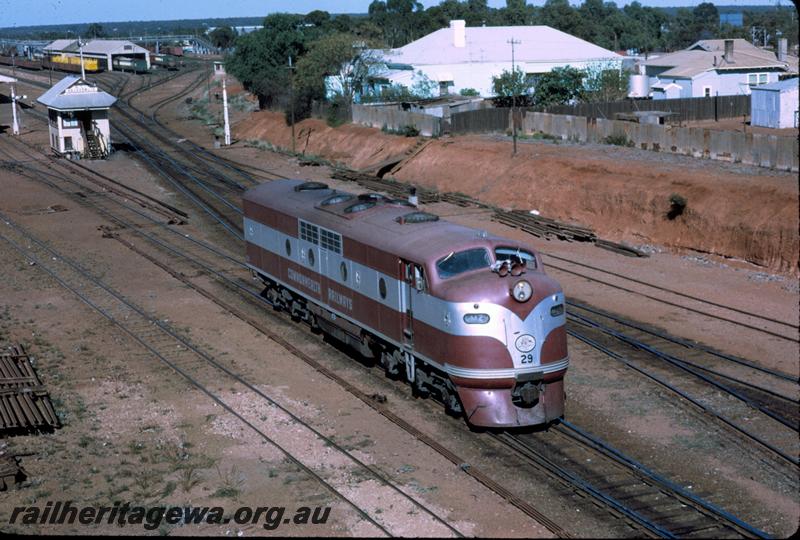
[
  {"x1": 37, "y1": 76, "x2": 117, "y2": 110},
  {"x1": 43, "y1": 39, "x2": 148, "y2": 56},
  {"x1": 379, "y1": 24, "x2": 620, "y2": 66},
  {"x1": 646, "y1": 40, "x2": 787, "y2": 78},
  {"x1": 752, "y1": 77, "x2": 799, "y2": 92}
]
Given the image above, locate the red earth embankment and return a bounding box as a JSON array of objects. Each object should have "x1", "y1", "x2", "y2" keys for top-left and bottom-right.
[{"x1": 235, "y1": 111, "x2": 799, "y2": 274}]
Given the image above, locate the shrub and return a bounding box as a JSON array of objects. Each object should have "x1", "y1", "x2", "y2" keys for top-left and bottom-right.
[
  {"x1": 603, "y1": 134, "x2": 634, "y2": 147},
  {"x1": 667, "y1": 193, "x2": 687, "y2": 219},
  {"x1": 459, "y1": 88, "x2": 480, "y2": 96}
]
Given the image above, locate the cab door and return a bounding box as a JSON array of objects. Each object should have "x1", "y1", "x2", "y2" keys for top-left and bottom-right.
[{"x1": 400, "y1": 260, "x2": 428, "y2": 347}]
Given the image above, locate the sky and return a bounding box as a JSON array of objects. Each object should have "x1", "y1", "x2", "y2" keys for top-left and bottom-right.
[{"x1": 0, "y1": 0, "x2": 793, "y2": 29}]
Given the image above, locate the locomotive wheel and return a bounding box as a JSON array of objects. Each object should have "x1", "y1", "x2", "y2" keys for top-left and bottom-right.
[{"x1": 443, "y1": 386, "x2": 463, "y2": 417}]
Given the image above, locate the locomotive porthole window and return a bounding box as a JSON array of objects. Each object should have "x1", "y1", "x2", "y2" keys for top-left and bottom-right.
[
  {"x1": 379, "y1": 278, "x2": 387, "y2": 299},
  {"x1": 285, "y1": 239, "x2": 292, "y2": 257},
  {"x1": 340, "y1": 262, "x2": 348, "y2": 282},
  {"x1": 308, "y1": 249, "x2": 315, "y2": 267}
]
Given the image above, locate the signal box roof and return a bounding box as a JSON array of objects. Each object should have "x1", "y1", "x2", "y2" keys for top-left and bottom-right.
[{"x1": 37, "y1": 76, "x2": 117, "y2": 111}]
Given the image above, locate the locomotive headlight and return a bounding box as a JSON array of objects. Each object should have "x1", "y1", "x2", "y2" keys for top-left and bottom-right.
[
  {"x1": 515, "y1": 334, "x2": 536, "y2": 352},
  {"x1": 463, "y1": 313, "x2": 490, "y2": 324},
  {"x1": 511, "y1": 280, "x2": 533, "y2": 302}
]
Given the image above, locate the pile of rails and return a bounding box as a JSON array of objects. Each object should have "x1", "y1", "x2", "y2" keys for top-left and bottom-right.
[
  {"x1": 332, "y1": 168, "x2": 644, "y2": 256},
  {"x1": 0, "y1": 344, "x2": 60, "y2": 434}
]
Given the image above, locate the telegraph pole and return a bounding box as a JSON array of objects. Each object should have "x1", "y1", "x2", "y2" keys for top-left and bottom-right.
[
  {"x1": 507, "y1": 37, "x2": 521, "y2": 156},
  {"x1": 79, "y1": 38, "x2": 86, "y2": 80},
  {"x1": 288, "y1": 55, "x2": 296, "y2": 154},
  {"x1": 222, "y1": 77, "x2": 231, "y2": 146},
  {"x1": 10, "y1": 84, "x2": 20, "y2": 136}
]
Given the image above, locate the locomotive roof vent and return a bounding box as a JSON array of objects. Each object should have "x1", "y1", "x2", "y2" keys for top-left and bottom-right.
[
  {"x1": 320, "y1": 193, "x2": 354, "y2": 206},
  {"x1": 344, "y1": 201, "x2": 377, "y2": 214},
  {"x1": 294, "y1": 181, "x2": 329, "y2": 192},
  {"x1": 357, "y1": 193, "x2": 388, "y2": 202},
  {"x1": 396, "y1": 211, "x2": 440, "y2": 224}
]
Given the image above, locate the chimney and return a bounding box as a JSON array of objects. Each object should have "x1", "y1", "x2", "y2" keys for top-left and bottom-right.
[
  {"x1": 723, "y1": 39, "x2": 734, "y2": 63},
  {"x1": 778, "y1": 38, "x2": 788, "y2": 62},
  {"x1": 451, "y1": 20, "x2": 466, "y2": 48}
]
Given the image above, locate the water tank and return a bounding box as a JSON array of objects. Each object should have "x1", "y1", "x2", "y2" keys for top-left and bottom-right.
[{"x1": 628, "y1": 74, "x2": 650, "y2": 98}]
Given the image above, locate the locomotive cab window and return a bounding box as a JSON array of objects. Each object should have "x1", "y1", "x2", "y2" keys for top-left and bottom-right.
[
  {"x1": 436, "y1": 248, "x2": 491, "y2": 280},
  {"x1": 495, "y1": 247, "x2": 537, "y2": 269},
  {"x1": 405, "y1": 262, "x2": 427, "y2": 291}
]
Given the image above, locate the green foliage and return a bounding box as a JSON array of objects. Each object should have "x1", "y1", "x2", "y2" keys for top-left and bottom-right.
[
  {"x1": 532, "y1": 66, "x2": 584, "y2": 108},
  {"x1": 382, "y1": 124, "x2": 420, "y2": 137},
  {"x1": 296, "y1": 32, "x2": 379, "y2": 105},
  {"x1": 668, "y1": 193, "x2": 688, "y2": 219},
  {"x1": 603, "y1": 134, "x2": 634, "y2": 147},
  {"x1": 459, "y1": 88, "x2": 480, "y2": 97},
  {"x1": 86, "y1": 23, "x2": 105, "y2": 38},
  {"x1": 410, "y1": 70, "x2": 438, "y2": 99},
  {"x1": 225, "y1": 14, "x2": 310, "y2": 110},
  {"x1": 325, "y1": 94, "x2": 351, "y2": 127},
  {"x1": 491, "y1": 67, "x2": 533, "y2": 107},
  {"x1": 208, "y1": 26, "x2": 236, "y2": 49},
  {"x1": 581, "y1": 62, "x2": 632, "y2": 103}
]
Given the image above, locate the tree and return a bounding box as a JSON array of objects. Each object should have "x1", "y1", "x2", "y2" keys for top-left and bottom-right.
[
  {"x1": 368, "y1": 0, "x2": 424, "y2": 47},
  {"x1": 491, "y1": 67, "x2": 533, "y2": 107},
  {"x1": 225, "y1": 14, "x2": 309, "y2": 109},
  {"x1": 539, "y1": 0, "x2": 580, "y2": 36},
  {"x1": 692, "y1": 2, "x2": 719, "y2": 40},
  {"x1": 531, "y1": 66, "x2": 584, "y2": 108},
  {"x1": 86, "y1": 23, "x2": 105, "y2": 38},
  {"x1": 209, "y1": 26, "x2": 236, "y2": 49},
  {"x1": 580, "y1": 62, "x2": 630, "y2": 103},
  {"x1": 295, "y1": 33, "x2": 380, "y2": 105}
]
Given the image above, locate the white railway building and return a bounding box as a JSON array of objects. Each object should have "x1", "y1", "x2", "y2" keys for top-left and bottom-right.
[
  {"x1": 37, "y1": 76, "x2": 116, "y2": 159},
  {"x1": 43, "y1": 39, "x2": 151, "y2": 71}
]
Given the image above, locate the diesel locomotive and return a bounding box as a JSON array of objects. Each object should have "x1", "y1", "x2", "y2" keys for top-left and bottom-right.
[{"x1": 243, "y1": 179, "x2": 568, "y2": 428}]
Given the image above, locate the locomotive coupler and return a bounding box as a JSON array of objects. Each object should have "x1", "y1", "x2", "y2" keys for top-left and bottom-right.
[{"x1": 511, "y1": 381, "x2": 545, "y2": 408}]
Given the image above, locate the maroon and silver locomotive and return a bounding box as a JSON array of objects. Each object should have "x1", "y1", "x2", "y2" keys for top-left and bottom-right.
[{"x1": 243, "y1": 179, "x2": 568, "y2": 428}]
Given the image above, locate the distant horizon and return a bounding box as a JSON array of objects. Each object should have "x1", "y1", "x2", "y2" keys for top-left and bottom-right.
[{"x1": 0, "y1": 1, "x2": 795, "y2": 30}]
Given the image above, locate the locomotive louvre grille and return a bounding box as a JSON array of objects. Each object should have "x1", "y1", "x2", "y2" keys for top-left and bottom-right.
[
  {"x1": 300, "y1": 221, "x2": 319, "y2": 244},
  {"x1": 396, "y1": 212, "x2": 440, "y2": 224},
  {"x1": 320, "y1": 229, "x2": 342, "y2": 254},
  {"x1": 300, "y1": 220, "x2": 342, "y2": 254}
]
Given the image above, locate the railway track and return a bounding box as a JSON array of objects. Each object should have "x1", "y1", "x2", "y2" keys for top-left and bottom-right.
[
  {"x1": 0, "y1": 127, "x2": 571, "y2": 539},
  {"x1": 566, "y1": 303, "x2": 798, "y2": 469},
  {"x1": 2, "y1": 136, "x2": 779, "y2": 538},
  {"x1": 4, "y1": 66, "x2": 792, "y2": 536},
  {"x1": 0, "y1": 210, "x2": 466, "y2": 538},
  {"x1": 497, "y1": 422, "x2": 770, "y2": 538}
]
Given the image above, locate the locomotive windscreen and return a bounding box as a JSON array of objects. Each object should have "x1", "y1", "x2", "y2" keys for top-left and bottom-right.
[
  {"x1": 495, "y1": 247, "x2": 537, "y2": 269},
  {"x1": 436, "y1": 248, "x2": 492, "y2": 279}
]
